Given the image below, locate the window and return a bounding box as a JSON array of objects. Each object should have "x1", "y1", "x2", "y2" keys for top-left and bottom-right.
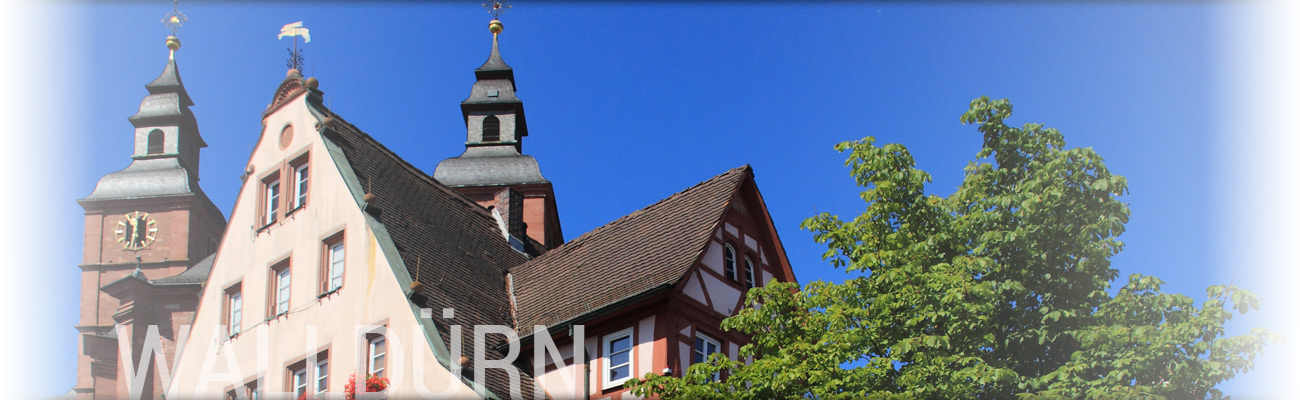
[
  {"x1": 315, "y1": 358, "x2": 329, "y2": 394},
  {"x1": 723, "y1": 244, "x2": 737, "y2": 281},
  {"x1": 368, "y1": 336, "x2": 387, "y2": 378},
  {"x1": 288, "y1": 353, "x2": 328, "y2": 397},
  {"x1": 482, "y1": 115, "x2": 500, "y2": 142},
  {"x1": 693, "y1": 334, "x2": 722, "y2": 382},
  {"x1": 226, "y1": 284, "x2": 242, "y2": 337},
  {"x1": 147, "y1": 129, "x2": 164, "y2": 154},
  {"x1": 322, "y1": 232, "x2": 345, "y2": 294},
  {"x1": 293, "y1": 163, "x2": 309, "y2": 209},
  {"x1": 270, "y1": 261, "x2": 291, "y2": 317},
  {"x1": 246, "y1": 381, "x2": 261, "y2": 400},
  {"x1": 290, "y1": 367, "x2": 308, "y2": 397},
  {"x1": 744, "y1": 257, "x2": 756, "y2": 290},
  {"x1": 263, "y1": 175, "x2": 281, "y2": 225},
  {"x1": 602, "y1": 328, "x2": 634, "y2": 389}
]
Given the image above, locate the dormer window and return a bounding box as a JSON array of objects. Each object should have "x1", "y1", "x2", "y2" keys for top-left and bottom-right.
[
  {"x1": 482, "y1": 115, "x2": 500, "y2": 142},
  {"x1": 147, "y1": 129, "x2": 165, "y2": 154}
]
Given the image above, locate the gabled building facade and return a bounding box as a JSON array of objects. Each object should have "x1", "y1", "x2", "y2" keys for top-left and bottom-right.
[
  {"x1": 510, "y1": 165, "x2": 796, "y2": 400},
  {"x1": 81, "y1": 17, "x2": 796, "y2": 400}
]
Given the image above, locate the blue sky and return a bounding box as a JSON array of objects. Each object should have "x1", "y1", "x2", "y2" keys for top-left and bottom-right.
[{"x1": 11, "y1": 1, "x2": 1295, "y2": 398}]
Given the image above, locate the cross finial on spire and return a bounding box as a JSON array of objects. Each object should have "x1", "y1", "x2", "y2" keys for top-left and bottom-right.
[
  {"x1": 162, "y1": 0, "x2": 186, "y2": 35},
  {"x1": 162, "y1": 0, "x2": 186, "y2": 59},
  {"x1": 484, "y1": 1, "x2": 512, "y2": 19}
]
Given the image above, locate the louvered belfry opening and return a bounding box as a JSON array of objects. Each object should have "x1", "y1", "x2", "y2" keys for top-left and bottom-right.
[
  {"x1": 147, "y1": 129, "x2": 165, "y2": 154},
  {"x1": 482, "y1": 115, "x2": 501, "y2": 142}
]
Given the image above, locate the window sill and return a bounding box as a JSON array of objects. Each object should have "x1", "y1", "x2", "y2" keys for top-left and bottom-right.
[
  {"x1": 286, "y1": 205, "x2": 306, "y2": 217},
  {"x1": 602, "y1": 378, "x2": 632, "y2": 392},
  {"x1": 318, "y1": 287, "x2": 341, "y2": 299}
]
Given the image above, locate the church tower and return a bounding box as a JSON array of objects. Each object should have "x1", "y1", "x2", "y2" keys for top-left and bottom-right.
[
  {"x1": 73, "y1": 33, "x2": 226, "y2": 400},
  {"x1": 434, "y1": 18, "x2": 563, "y2": 249}
]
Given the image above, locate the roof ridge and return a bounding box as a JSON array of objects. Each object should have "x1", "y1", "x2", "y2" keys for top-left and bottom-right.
[
  {"x1": 317, "y1": 105, "x2": 500, "y2": 223},
  {"x1": 512, "y1": 165, "x2": 749, "y2": 272}
]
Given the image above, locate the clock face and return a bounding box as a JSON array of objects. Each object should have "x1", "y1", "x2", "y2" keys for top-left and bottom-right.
[{"x1": 115, "y1": 211, "x2": 158, "y2": 250}]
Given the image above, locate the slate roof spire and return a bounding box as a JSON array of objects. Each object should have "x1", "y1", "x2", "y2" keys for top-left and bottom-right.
[
  {"x1": 81, "y1": 34, "x2": 213, "y2": 206},
  {"x1": 437, "y1": 15, "x2": 543, "y2": 186},
  {"x1": 475, "y1": 19, "x2": 514, "y2": 85},
  {"x1": 144, "y1": 36, "x2": 194, "y2": 108},
  {"x1": 434, "y1": 11, "x2": 565, "y2": 249}
]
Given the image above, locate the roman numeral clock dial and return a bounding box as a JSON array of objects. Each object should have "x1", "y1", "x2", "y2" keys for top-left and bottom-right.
[{"x1": 114, "y1": 211, "x2": 159, "y2": 251}]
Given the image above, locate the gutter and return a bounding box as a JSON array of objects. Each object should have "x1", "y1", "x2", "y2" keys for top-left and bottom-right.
[{"x1": 508, "y1": 283, "x2": 673, "y2": 351}]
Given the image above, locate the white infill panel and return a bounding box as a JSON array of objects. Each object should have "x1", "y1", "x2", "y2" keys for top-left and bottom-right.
[
  {"x1": 700, "y1": 272, "x2": 742, "y2": 315},
  {"x1": 684, "y1": 272, "x2": 708, "y2": 305},
  {"x1": 701, "y1": 241, "x2": 723, "y2": 275},
  {"x1": 637, "y1": 316, "x2": 656, "y2": 376}
]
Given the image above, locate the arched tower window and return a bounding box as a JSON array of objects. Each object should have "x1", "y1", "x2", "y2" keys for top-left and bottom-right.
[
  {"x1": 723, "y1": 244, "x2": 737, "y2": 281},
  {"x1": 482, "y1": 115, "x2": 500, "y2": 142},
  {"x1": 147, "y1": 130, "x2": 165, "y2": 155}
]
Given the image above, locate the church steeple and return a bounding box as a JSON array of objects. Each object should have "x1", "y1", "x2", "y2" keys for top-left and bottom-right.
[
  {"x1": 435, "y1": 14, "x2": 564, "y2": 249},
  {"x1": 459, "y1": 18, "x2": 528, "y2": 154},
  {"x1": 75, "y1": 13, "x2": 226, "y2": 398},
  {"x1": 126, "y1": 36, "x2": 206, "y2": 176}
]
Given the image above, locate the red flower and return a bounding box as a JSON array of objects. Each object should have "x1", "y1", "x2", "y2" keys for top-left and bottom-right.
[{"x1": 344, "y1": 372, "x2": 389, "y2": 400}]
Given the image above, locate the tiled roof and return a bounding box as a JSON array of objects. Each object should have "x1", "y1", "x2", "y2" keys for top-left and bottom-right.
[
  {"x1": 319, "y1": 106, "x2": 540, "y2": 399},
  {"x1": 510, "y1": 166, "x2": 750, "y2": 334}
]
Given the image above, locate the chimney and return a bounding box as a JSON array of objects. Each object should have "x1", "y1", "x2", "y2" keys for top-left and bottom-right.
[{"x1": 494, "y1": 188, "x2": 525, "y2": 241}]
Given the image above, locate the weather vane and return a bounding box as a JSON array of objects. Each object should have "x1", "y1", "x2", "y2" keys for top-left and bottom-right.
[
  {"x1": 278, "y1": 21, "x2": 311, "y2": 71},
  {"x1": 483, "y1": 1, "x2": 511, "y2": 19}
]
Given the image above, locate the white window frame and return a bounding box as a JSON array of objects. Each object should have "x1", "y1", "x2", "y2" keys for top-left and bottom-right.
[
  {"x1": 291, "y1": 367, "x2": 308, "y2": 397},
  {"x1": 744, "y1": 257, "x2": 756, "y2": 290},
  {"x1": 327, "y1": 241, "x2": 345, "y2": 293},
  {"x1": 723, "y1": 244, "x2": 737, "y2": 281},
  {"x1": 264, "y1": 179, "x2": 280, "y2": 225},
  {"x1": 602, "y1": 327, "x2": 635, "y2": 389},
  {"x1": 693, "y1": 333, "x2": 722, "y2": 382},
  {"x1": 227, "y1": 290, "x2": 242, "y2": 337},
  {"x1": 368, "y1": 336, "x2": 387, "y2": 378},
  {"x1": 275, "y1": 267, "x2": 291, "y2": 317},
  {"x1": 293, "y1": 163, "x2": 309, "y2": 209},
  {"x1": 314, "y1": 359, "x2": 329, "y2": 394}
]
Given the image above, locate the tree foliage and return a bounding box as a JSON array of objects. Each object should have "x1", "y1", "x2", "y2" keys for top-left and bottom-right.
[{"x1": 627, "y1": 97, "x2": 1276, "y2": 399}]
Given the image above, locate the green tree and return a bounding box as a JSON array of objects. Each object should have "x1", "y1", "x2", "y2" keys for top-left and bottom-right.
[{"x1": 627, "y1": 97, "x2": 1276, "y2": 399}]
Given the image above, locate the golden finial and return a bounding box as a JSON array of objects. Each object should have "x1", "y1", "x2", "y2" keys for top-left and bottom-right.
[
  {"x1": 483, "y1": 1, "x2": 510, "y2": 34},
  {"x1": 162, "y1": 0, "x2": 186, "y2": 59}
]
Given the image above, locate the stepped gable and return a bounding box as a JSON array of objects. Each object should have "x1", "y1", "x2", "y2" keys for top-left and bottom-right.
[
  {"x1": 510, "y1": 166, "x2": 751, "y2": 334},
  {"x1": 317, "y1": 106, "x2": 540, "y2": 399}
]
